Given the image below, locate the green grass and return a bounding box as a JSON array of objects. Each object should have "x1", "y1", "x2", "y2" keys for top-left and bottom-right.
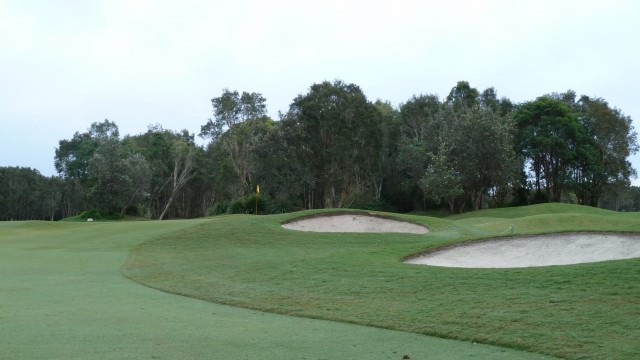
[
  {"x1": 0, "y1": 219, "x2": 552, "y2": 359},
  {"x1": 121, "y1": 204, "x2": 640, "y2": 359}
]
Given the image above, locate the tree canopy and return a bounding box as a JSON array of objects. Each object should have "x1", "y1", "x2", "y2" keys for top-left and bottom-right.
[{"x1": 2, "y1": 80, "x2": 638, "y2": 220}]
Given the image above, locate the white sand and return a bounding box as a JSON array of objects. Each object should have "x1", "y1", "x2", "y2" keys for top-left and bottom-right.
[
  {"x1": 282, "y1": 214, "x2": 428, "y2": 234},
  {"x1": 406, "y1": 233, "x2": 640, "y2": 268}
]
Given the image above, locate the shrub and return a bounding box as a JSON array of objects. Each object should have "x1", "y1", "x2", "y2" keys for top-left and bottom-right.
[
  {"x1": 358, "y1": 200, "x2": 397, "y2": 213},
  {"x1": 210, "y1": 195, "x2": 294, "y2": 215},
  {"x1": 268, "y1": 202, "x2": 291, "y2": 214},
  {"x1": 78, "y1": 209, "x2": 121, "y2": 221},
  {"x1": 207, "y1": 201, "x2": 230, "y2": 216}
]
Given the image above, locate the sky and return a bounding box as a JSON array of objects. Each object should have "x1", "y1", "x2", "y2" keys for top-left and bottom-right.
[{"x1": 1, "y1": 0, "x2": 639, "y2": 183}]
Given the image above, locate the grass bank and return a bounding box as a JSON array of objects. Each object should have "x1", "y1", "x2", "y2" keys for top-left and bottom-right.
[{"x1": 123, "y1": 204, "x2": 640, "y2": 359}]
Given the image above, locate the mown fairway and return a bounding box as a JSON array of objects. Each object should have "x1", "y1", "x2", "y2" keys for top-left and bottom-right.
[
  {"x1": 123, "y1": 204, "x2": 640, "y2": 359},
  {"x1": 0, "y1": 218, "x2": 552, "y2": 359}
]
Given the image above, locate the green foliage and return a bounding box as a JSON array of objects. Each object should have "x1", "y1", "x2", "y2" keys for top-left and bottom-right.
[
  {"x1": 284, "y1": 80, "x2": 384, "y2": 208},
  {"x1": 357, "y1": 200, "x2": 397, "y2": 213},
  {"x1": 0, "y1": 167, "x2": 62, "y2": 220},
  {"x1": 13, "y1": 80, "x2": 640, "y2": 221},
  {"x1": 125, "y1": 126, "x2": 202, "y2": 220},
  {"x1": 573, "y1": 95, "x2": 639, "y2": 205},
  {"x1": 87, "y1": 139, "x2": 130, "y2": 212},
  {"x1": 513, "y1": 92, "x2": 638, "y2": 207},
  {"x1": 78, "y1": 209, "x2": 121, "y2": 221},
  {"x1": 226, "y1": 194, "x2": 269, "y2": 215},
  {"x1": 209, "y1": 196, "x2": 294, "y2": 216},
  {"x1": 227, "y1": 198, "x2": 250, "y2": 214},
  {"x1": 55, "y1": 120, "x2": 119, "y2": 182},
  {"x1": 267, "y1": 201, "x2": 292, "y2": 214},
  {"x1": 419, "y1": 156, "x2": 464, "y2": 212},
  {"x1": 199, "y1": 88, "x2": 267, "y2": 141},
  {"x1": 206, "y1": 201, "x2": 230, "y2": 216},
  {"x1": 445, "y1": 80, "x2": 479, "y2": 111}
]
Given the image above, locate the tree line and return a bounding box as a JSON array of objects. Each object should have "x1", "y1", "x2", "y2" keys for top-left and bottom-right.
[{"x1": 1, "y1": 80, "x2": 638, "y2": 220}]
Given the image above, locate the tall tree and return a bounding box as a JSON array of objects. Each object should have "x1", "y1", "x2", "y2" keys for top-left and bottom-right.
[
  {"x1": 0, "y1": 167, "x2": 58, "y2": 220},
  {"x1": 200, "y1": 89, "x2": 268, "y2": 140},
  {"x1": 285, "y1": 80, "x2": 383, "y2": 208},
  {"x1": 418, "y1": 149, "x2": 464, "y2": 213},
  {"x1": 54, "y1": 120, "x2": 121, "y2": 215},
  {"x1": 158, "y1": 136, "x2": 197, "y2": 220},
  {"x1": 445, "y1": 81, "x2": 479, "y2": 111},
  {"x1": 251, "y1": 116, "x2": 314, "y2": 208},
  {"x1": 373, "y1": 100, "x2": 402, "y2": 203},
  {"x1": 394, "y1": 94, "x2": 442, "y2": 209},
  {"x1": 87, "y1": 139, "x2": 132, "y2": 213},
  {"x1": 574, "y1": 95, "x2": 638, "y2": 205},
  {"x1": 125, "y1": 126, "x2": 203, "y2": 219},
  {"x1": 200, "y1": 89, "x2": 270, "y2": 197},
  {"x1": 399, "y1": 94, "x2": 441, "y2": 143},
  {"x1": 417, "y1": 104, "x2": 518, "y2": 212},
  {"x1": 514, "y1": 97, "x2": 586, "y2": 202}
]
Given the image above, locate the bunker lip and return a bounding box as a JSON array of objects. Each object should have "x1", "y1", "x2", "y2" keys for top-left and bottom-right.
[
  {"x1": 281, "y1": 211, "x2": 428, "y2": 234},
  {"x1": 404, "y1": 232, "x2": 640, "y2": 268}
]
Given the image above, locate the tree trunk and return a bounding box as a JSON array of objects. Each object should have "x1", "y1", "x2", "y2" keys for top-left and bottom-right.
[{"x1": 159, "y1": 151, "x2": 194, "y2": 220}]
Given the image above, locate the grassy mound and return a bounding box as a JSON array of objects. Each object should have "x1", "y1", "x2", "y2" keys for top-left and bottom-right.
[{"x1": 122, "y1": 204, "x2": 640, "y2": 359}]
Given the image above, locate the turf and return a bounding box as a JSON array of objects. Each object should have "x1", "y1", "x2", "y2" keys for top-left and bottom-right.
[
  {"x1": 0, "y1": 220, "x2": 552, "y2": 359},
  {"x1": 122, "y1": 205, "x2": 640, "y2": 359}
]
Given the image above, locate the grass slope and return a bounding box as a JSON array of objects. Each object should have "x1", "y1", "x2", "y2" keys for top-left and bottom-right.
[
  {"x1": 122, "y1": 204, "x2": 640, "y2": 359},
  {"x1": 0, "y1": 220, "x2": 551, "y2": 359}
]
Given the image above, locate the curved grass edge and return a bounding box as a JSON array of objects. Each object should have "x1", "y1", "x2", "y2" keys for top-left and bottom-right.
[{"x1": 121, "y1": 206, "x2": 640, "y2": 359}]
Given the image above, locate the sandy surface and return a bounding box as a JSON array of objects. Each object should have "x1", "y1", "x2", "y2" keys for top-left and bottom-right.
[
  {"x1": 406, "y1": 233, "x2": 640, "y2": 268},
  {"x1": 282, "y1": 214, "x2": 428, "y2": 234}
]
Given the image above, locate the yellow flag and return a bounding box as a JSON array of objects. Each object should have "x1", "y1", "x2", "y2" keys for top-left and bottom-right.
[{"x1": 256, "y1": 185, "x2": 260, "y2": 194}]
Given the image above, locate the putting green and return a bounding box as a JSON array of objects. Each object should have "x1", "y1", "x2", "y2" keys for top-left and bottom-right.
[{"x1": 0, "y1": 220, "x2": 553, "y2": 359}]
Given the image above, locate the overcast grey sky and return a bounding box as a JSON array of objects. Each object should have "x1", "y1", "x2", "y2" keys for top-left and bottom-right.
[{"x1": 1, "y1": 0, "x2": 639, "y2": 183}]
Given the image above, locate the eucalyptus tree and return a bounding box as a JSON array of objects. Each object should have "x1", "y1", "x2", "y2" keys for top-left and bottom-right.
[
  {"x1": 284, "y1": 80, "x2": 383, "y2": 208},
  {"x1": 445, "y1": 81, "x2": 480, "y2": 112},
  {"x1": 399, "y1": 82, "x2": 518, "y2": 212},
  {"x1": 514, "y1": 97, "x2": 586, "y2": 202},
  {"x1": 250, "y1": 115, "x2": 314, "y2": 208},
  {"x1": 372, "y1": 100, "x2": 402, "y2": 203},
  {"x1": 200, "y1": 89, "x2": 266, "y2": 140},
  {"x1": 55, "y1": 120, "x2": 120, "y2": 180},
  {"x1": 200, "y1": 89, "x2": 269, "y2": 198},
  {"x1": 54, "y1": 120, "x2": 120, "y2": 214},
  {"x1": 573, "y1": 95, "x2": 638, "y2": 205},
  {"x1": 86, "y1": 139, "x2": 132, "y2": 213},
  {"x1": 448, "y1": 106, "x2": 518, "y2": 210},
  {"x1": 158, "y1": 136, "x2": 197, "y2": 220},
  {"x1": 0, "y1": 167, "x2": 58, "y2": 220},
  {"x1": 418, "y1": 149, "x2": 463, "y2": 213},
  {"x1": 125, "y1": 126, "x2": 202, "y2": 219},
  {"x1": 399, "y1": 94, "x2": 441, "y2": 143},
  {"x1": 480, "y1": 87, "x2": 515, "y2": 116},
  {"x1": 417, "y1": 104, "x2": 518, "y2": 212},
  {"x1": 123, "y1": 153, "x2": 151, "y2": 212},
  {"x1": 394, "y1": 94, "x2": 442, "y2": 208}
]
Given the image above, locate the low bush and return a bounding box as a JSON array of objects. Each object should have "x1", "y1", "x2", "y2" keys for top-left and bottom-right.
[{"x1": 78, "y1": 209, "x2": 121, "y2": 221}]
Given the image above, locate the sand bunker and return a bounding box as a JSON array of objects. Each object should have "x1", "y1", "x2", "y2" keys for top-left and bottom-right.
[
  {"x1": 406, "y1": 233, "x2": 640, "y2": 268},
  {"x1": 282, "y1": 214, "x2": 428, "y2": 234}
]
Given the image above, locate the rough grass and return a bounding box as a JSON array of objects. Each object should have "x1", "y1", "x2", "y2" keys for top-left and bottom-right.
[
  {"x1": 122, "y1": 204, "x2": 640, "y2": 359},
  {"x1": 0, "y1": 219, "x2": 552, "y2": 359}
]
